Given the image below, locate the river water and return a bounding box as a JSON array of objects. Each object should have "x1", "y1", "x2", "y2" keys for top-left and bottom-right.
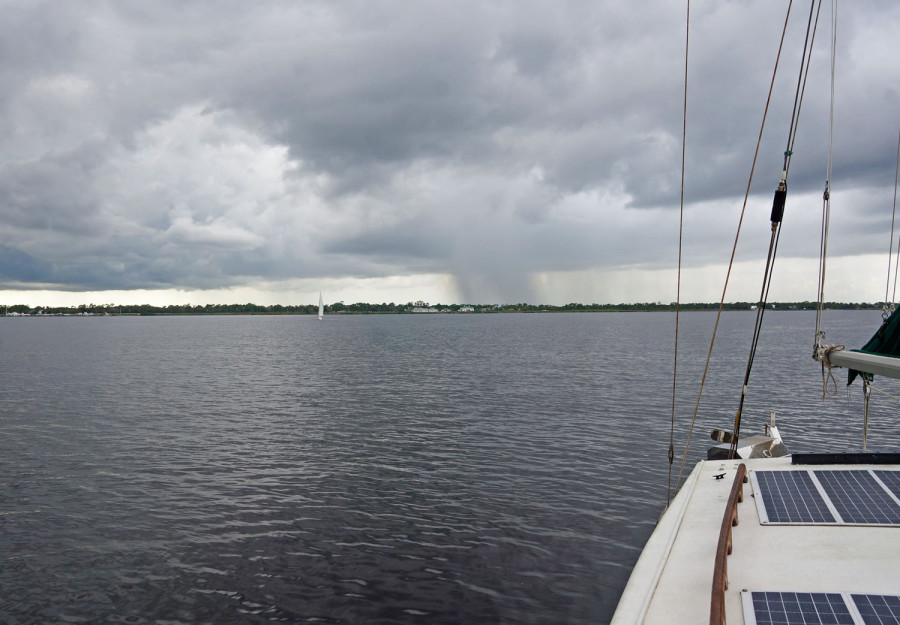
[{"x1": 1, "y1": 310, "x2": 898, "y2": 624}]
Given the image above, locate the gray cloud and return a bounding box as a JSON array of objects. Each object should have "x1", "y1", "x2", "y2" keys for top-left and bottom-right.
[{"x1": 0, "y1": 0, "x2": 898, "y2": 301}]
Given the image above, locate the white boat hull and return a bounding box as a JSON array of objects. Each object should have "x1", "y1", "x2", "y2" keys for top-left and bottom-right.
[{"x1": 611, "y1": 455, "x2": 900, "y2": 624}]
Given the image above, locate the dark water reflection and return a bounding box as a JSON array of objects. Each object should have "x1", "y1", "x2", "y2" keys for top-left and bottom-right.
[{"x1": 1, "y1": 311, "x2": 897, "y2": 624}]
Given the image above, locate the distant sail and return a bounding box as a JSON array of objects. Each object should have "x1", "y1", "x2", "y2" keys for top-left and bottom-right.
[{"x1": 318, "y1": 292, "x2": 324, "y2": 320}]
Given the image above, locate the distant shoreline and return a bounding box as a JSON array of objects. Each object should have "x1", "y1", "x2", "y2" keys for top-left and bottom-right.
[{"x1": 1, "y1": 301, "x2": 883, "y2": 316}]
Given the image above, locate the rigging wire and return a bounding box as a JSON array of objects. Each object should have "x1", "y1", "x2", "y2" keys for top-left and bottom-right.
[
  {"x1": 675, "y1": 0, "x2": 796, "y2": 489},
  {"x1": 668, "y1": 0, "x2": 690, "y2": 507},
  {"x1": 728, "y1": 0, "x2": 822, "y2": 458},
  {"x1": 812, "y1": 0, "x2": 851, "y2": 402},
  {"x1": 862, "y1": 380, "x2": 871, "y2": 452},
  {"x1": 815, "y1": 0, "x2": 837, "y2": 363},
  {"x1": 888, "y1": 128, "x2": 900, "y2": 307},
  {"x1": 867, "y1": 380, "x2": 900, "y2": 403}
]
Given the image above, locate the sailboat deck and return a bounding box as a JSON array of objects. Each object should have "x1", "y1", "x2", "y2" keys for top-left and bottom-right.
[{"x1": 612, "y1": 456, "x2": 900, "y2": 625}]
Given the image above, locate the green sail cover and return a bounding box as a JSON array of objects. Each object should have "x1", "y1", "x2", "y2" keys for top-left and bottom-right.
[{"x1": 848, "y1": 307, "x2": 900, "y2": 385}]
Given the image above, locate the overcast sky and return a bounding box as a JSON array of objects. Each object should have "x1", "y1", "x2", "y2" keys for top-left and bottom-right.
[{"x1": 1, "y1": 0, "x2": 898, "y2": 306}]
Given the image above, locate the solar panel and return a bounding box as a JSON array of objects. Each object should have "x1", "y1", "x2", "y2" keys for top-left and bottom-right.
[
  {"x1": 743, "y1": 592, "x2": 900, "y2": 625},
  {"x1": 753, "y1": 470, "x2": 836, "y2": 524},
  {"x1": 752, "y1": 469, "x2": 900, "y2": 526},
  {"x1": 745, "y1": 592, "x2": 854, "y2": 625},
  {"x1": 816, "y1": 470, "x2": 900, "y2": 525}
]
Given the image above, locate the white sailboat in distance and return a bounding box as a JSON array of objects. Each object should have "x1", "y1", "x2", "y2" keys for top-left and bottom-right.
[{"x1": 317, "y1": 292, "x2": 324, "y2": 320}]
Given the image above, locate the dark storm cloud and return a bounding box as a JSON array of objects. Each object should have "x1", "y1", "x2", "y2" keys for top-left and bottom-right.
[
  {"x1": 0, "y1": 245, "x2": 53, "y2": 283},
  {"x1": 0, "y1": 0, "x2": 897, "y2": 300}
]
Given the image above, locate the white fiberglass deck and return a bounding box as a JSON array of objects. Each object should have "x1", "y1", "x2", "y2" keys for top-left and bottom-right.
[{"x1": 611, "y1": 456, "x2": 900, "y2": 625}]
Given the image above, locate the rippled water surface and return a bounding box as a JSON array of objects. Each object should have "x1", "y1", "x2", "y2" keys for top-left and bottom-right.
[{"x1": 2, "y1": 311, "x2": 898, "y2": 624}]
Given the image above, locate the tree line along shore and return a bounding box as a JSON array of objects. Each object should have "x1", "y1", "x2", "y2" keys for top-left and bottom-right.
[{"x1": 1, "y1": 301, "x2": 883, "y2": 316}]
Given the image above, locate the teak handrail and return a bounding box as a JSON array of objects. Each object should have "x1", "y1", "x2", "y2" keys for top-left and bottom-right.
[{"x1": 710, "y1": 463, "x2": 747, "y2": 625}]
